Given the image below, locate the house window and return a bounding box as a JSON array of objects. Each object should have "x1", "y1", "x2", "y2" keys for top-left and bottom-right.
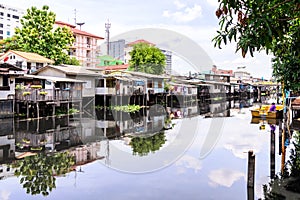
[
  {"x1": 96, "y1": 79, "x2": 104, "y2": 87},
  {"x1": 158, "y1": 80, "x2": 163, "y2": 88},
  {"x1": 16, "y1": 61, "x2": 22, "y2": 67},
  {"x1": 36, "y1": 63, "x2": 43, "y2": 69},
  {"x1": 147, "y1": 80, "x2": 153, "y2": 88}
]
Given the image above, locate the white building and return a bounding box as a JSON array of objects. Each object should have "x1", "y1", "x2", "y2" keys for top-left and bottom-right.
[
  {"x1": 0, "y1": 50, "x2": 54, "y2": 73},
  {"x1": 0, "y1": 4, "x2": 25, "y2": 40}
]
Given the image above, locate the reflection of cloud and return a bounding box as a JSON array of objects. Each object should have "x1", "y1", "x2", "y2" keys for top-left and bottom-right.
[
  {"x1": 163, "y1": 2, "x2": 202, "y2": 23},
  {"x1": 174, "y1": 0, "x2": 186, "y2": 9},
  {"x1": 208, "y1": 169, "x2": 245, "y2": 187},
  {"x1": 1, "y1": 190, "x2": 10, "y2": 200},
  {"x1": 175, "y1": 155, "x2": 202, "y2": 174},
  {"x1": 206, "y1": 0, "x2": 220, "y2": 7}
]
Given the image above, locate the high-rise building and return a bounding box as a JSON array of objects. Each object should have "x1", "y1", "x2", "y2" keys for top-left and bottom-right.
[
  {"x1": 108, "y1": 39, "x2": 125, "y2": 61},
  {"x1": 0, "y1": 4, "x2": 25, "y2": 40}
]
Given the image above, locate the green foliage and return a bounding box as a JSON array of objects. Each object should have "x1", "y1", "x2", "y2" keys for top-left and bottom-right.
[
  {"x1": 213, "y1": 0, "x2": 300, "y2": 90},
  {"x1": 13, "y1": 152, "x2": 75, "y2": 196},
  {"x1": 129, "y1": 43, "x2": 166, "y2": 75},
  {"x1": 64, "y1": 57, "x2": 81, "y2": 66},
  {"x1": 10, "y1": 5, "x2": 75, "y2": 65},
  {"x1": 95, "y1": 104, "x2": 141, "y2": 113},
  {"x1": 0, "y1": 36, "x2": 20, "y2": 53},
  {"x1": 129, "y1": 132, "x2": 166, "y2": 156},
  {"x1": 263, "y1": 131, "x2": 300, "y2": 198}
]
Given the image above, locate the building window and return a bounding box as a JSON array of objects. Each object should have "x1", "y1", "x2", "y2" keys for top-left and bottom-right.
[
  {"x1": 0, "y1": 30, "x2": 3, "y2": 34},
  {"x1": 12, "y1": 15, "x2": 19, "y2": 19},
  {"x1": 6, "y1": 31, "x2": 10, "y2": 36},
  {"x1": 96, "y1": 79, "x2": 104, "y2": 87},
  {"x1": 147, "y1": 80, "x2": 153, "y2": 88},
  {"x1": 0, "y1": 12, "x2": 3, "y2": 16},
  {"x1": 7, "y1": 14, "x2": 10, "y2": 17},
  {"x1": 0, "y1": 36, "x2": 3, "y2": 39},
  {"x1": 0, "y1": 23, "x2": 3, "y2": 28}
]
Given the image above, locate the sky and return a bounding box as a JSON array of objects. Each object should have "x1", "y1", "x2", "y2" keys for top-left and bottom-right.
[{"x1": 2, "y1": 0, "x2": 273, "y2": 79}]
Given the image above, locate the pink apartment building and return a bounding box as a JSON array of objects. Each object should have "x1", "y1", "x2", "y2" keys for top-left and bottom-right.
[{"x1": 55, "y1": 21, "x2": 104, "y2": 67}]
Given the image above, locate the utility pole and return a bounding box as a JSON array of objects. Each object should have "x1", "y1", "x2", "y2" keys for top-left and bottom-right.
[{"x1": 105, "y1": 19, "x2": 111, "y2": 55}]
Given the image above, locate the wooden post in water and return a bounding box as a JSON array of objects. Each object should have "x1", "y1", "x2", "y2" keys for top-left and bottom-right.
[{"x1": 247, "y1": 150, "x2": 255, "y2": 200}]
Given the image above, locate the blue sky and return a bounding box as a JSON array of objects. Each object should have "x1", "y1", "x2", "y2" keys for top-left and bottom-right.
[{"x1": 2, "y1": 0, "x2": 273, "y2": 79}]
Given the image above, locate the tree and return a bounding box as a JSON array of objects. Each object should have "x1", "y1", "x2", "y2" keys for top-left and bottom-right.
[
  {"x1": 13, "y1": 152, "x2": 75, "y2": 196},
  {"x1": 7, "y1": 5, "x2": 77, "y2": 65},
  {"x1": 128, "y1": 43, "x2": 166, "y2": 75},
  {"x1": 129, "y1": 132, "x2": 166, "y2": 156},
  {"x1": 213, "y1": 0, "x2": 300, "y2": 90}
]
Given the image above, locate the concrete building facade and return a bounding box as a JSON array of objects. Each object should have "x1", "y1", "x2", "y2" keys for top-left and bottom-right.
[{"x1": 0, "y1": 4, "x2": 25, "y2": 40}]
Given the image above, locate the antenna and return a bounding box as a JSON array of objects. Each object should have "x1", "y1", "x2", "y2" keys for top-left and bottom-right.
[
  {"x1": 74, "y1": 9, "x2": 85, "y2": 30},
  {"x1": 105, "y1": 19, "x2": 111, "y2": 55}
]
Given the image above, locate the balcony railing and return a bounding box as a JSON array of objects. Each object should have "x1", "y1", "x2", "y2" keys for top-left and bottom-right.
[
  {"x1": 15, "y1": 88, "x2": 82, "y2": 102},
  {"x1": 0, "y1": 86, "x2": 10, "y2": 91}
]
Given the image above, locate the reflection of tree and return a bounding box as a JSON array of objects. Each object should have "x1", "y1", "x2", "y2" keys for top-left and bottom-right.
[
  {"x1": 129, "y1": 132, "x2": 166, "y2": 156},
  {"x1": 13, "y1": 152, "x2": 74, "y2": 196},
  {"x1": 263, "y1": 131, "x2": 300, "y2": 199}
]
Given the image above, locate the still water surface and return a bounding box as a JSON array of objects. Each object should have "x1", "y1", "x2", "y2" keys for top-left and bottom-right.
[{"x1": 0, "y1": 101, "x2": 295, "y2": 200}]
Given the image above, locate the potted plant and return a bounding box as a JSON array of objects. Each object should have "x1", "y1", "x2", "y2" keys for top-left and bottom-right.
[
  {"x1": 22, "y1": 91, "x2": 31, "y2": 96},
  {"x1": 39, "y1": 91, "x2": 48, "y2": 95}
]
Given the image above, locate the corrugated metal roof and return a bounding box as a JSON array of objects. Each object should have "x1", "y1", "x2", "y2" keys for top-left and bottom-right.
[
  {"x1": 0, "y1": 50, "x2": 54, "y2": 64},
  {"x1": 21, "y1": 74, "x2": 85, "y2": 83},
  {"x1": 34, "y1": 65, "x2": 101, "y2": 76}
]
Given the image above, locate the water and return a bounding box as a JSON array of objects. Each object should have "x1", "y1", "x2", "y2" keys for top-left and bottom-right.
[{"x1": 0, "y1": 100, "x2": 297, "y2": 200}]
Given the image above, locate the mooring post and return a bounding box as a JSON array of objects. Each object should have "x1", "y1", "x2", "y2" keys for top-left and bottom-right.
[{"x1": 247, "y1": 150, "x2": 255, "y2": 200}]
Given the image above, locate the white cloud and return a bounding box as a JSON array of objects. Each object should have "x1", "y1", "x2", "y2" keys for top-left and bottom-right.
[
  {"x1": 1, "y1": 190, "x2": 10, "y2": 200},
  {"x1": 208, "y1": 169, "x2": 245, "y2": 187},
  {"x1": 206, "y1": 0, "x2": 220, "y2": 8},
  {"x1": 174, "y1": 0, "x2": 186, "y2": 9},
  {"x1": 175, "y1": 155, "x2": 202, "y2": 174},
  {"x1": 163, "y1": 3, "x2": 202, "y2": 23}
]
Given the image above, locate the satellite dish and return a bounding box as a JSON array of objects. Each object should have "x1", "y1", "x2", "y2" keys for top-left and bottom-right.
[{"x1": 76, "y1": 22, "x2": 85, "y2": 30}]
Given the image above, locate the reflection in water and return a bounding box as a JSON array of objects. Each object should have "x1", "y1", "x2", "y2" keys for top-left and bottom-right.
[
  {"x1": 3, "y1": 98, "x2": 300, "y2": 199},
  {"x1": 13, "y1": 152, "x2": 74, "y2": 196},
  {"x1": 263, "y1": 130, "x2": 300, "y2": 199},
  {"x1": 129, "y1": 131, "x2": 166, "y2": 156}
]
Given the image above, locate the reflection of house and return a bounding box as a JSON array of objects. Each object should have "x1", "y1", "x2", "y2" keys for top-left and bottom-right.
[
  {"x1": 14, "y1": 116, "x2": 82, "y2": 152},
  {"x1": 0, "y1": 50, "x2": 54, "y2": 74},
  {"x1": 0, "y1": 63, "x2": 25, "y2": 118},
  {"x1": 69, "y1": 142, "x2": 102, "y2": 165},
  {"x1": 0, "y1": 118, "x2": 15, "y2": 164},
  {"x1": 55, "y1": 21, "x2": 104, "y2": 67}
]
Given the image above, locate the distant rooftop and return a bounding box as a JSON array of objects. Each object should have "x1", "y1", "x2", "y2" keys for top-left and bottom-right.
[{"x1": 55, "y1": 21, "x2": 104, "y2": 40}]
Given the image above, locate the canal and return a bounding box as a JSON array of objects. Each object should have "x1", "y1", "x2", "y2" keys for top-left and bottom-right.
[{"x1": 0, "y1": 99, "x2": 299, "y2": 199}]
